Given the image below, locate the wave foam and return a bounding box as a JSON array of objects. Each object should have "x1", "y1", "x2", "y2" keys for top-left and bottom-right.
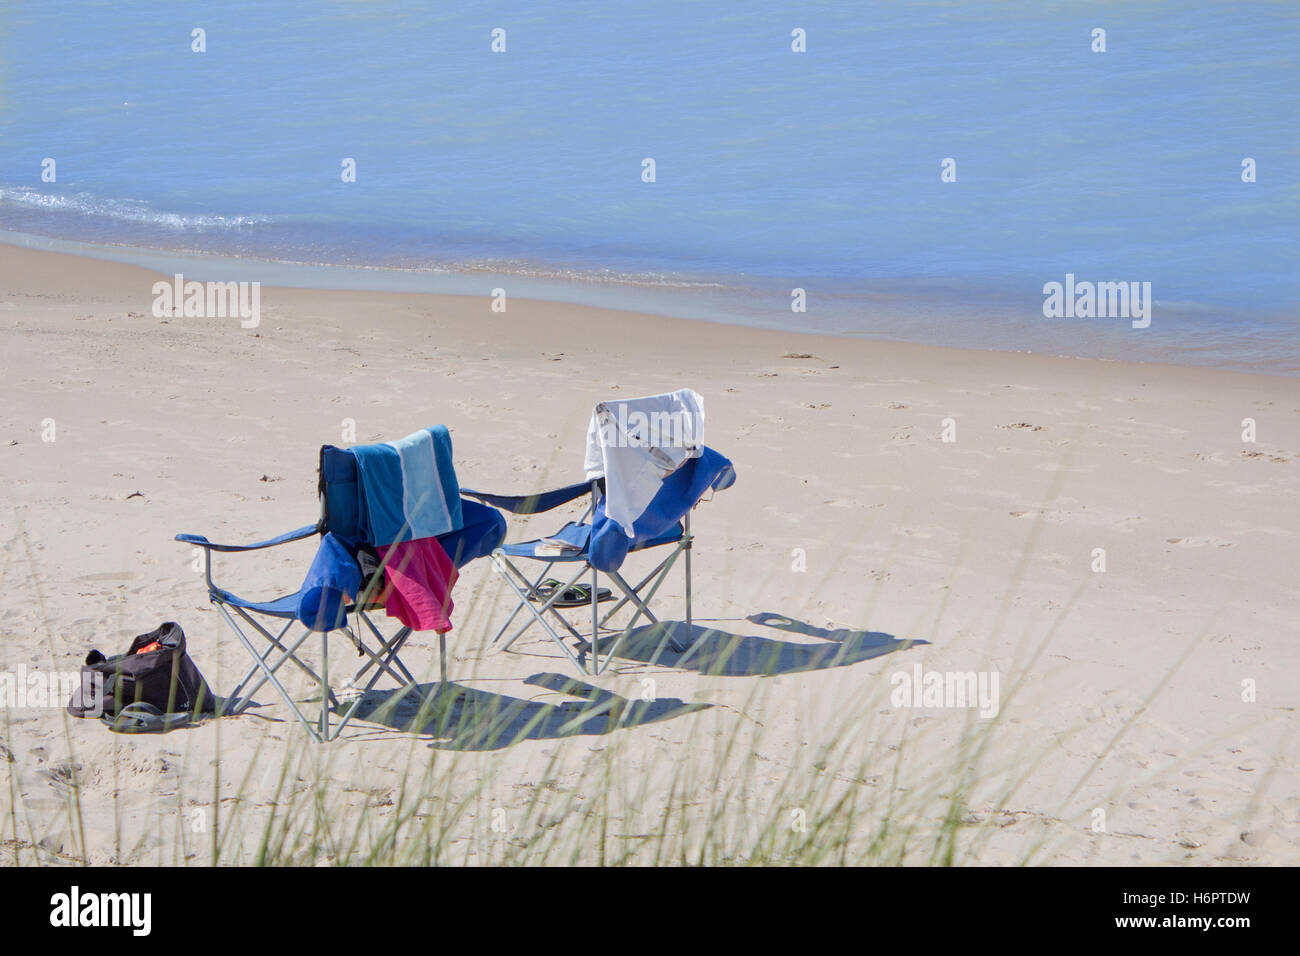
[{"x1": 0, "y1": 187, "x2": 272, "y2": 229}]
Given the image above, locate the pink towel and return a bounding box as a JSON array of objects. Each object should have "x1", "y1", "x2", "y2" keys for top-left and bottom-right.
[{"x1": 376, "y1": 538, "x2": 459, "y2": 632}]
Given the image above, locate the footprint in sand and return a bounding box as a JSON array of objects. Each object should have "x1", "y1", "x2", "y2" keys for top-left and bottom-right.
[
  {"x1": 1165, "y1": 537, "x2": 1234, "y2": 548},
  {"x1": 74, "y1": 571, "x2": 136, "y2": 582},
  {"x1": 892, "y1": 525, "x2": 932, "y2": 539},
  {"x1": 1241, "y1": 450, "x2": 1291, "y2": 463}
]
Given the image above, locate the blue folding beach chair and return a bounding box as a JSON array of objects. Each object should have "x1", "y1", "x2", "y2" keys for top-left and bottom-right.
[
  {"x1": 464, "y1": 393, "x2": 735, "y2": 675},
  {"x1": 176, "y1": 426, "x2": 505, "y2": 742}
]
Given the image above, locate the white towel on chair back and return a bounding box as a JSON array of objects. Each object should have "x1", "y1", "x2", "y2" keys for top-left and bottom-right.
[{"x1": 584, "y1": 389, "x2": 705, "y2": 537}]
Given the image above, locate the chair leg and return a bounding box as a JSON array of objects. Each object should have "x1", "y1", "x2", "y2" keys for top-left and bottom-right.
[
  {"x1": 439, "y1": 631, "x2": 448, "y2": 684},
  {"x1": 330, "y1": 623, "x2": 418, "y2": 740},
  {"x1": 492, "y1": 557, "x2": 586, "y2": 650},
  {"x1": 597, "y1": 561, "x2": 658, "y2": 627},
  {"x1": 594, "y1": 541, "x2": 686, "y2": 635},
  {"x1": 591, "y1": 564, "x2": 599, "y2": 675},
  {"x1": 233, "y1": 606, "x2": 337, "y2": 705},
  {"x1": 227, "y1": 629, "x2": 318, "y2": 716},
  {"x1": 612, "y1": 551, "x2": 681, "y2": 635},
  {"x1": 218, "y1": 604, "x2": 322, "y2": 742},
  {"x1": 217, "y1": 602, "x2": 425, "y2": 743},
  {"x1": 494, "y1": 558, "x2": 588, "y2": 641},
  {"x1": 353, "y1": 615, "x2": 418, "y2": 687},
  {"x1": 320, "y1": 630, "x2": 329, "y2": 743},
  {"x1": 593, "y1": 569, "x2": 663, "y2": 676},
  {"x1": 225, "y1": 617, "x2": 295, "y2": 712},
  {"x1": 489, "y1": 556, "x2": 556, "y2": 644},
  {"x1": 490, "y1": 555, "x2": 589, "y2": 672},
  {"x1": 684, "y1": 512, "x2": 694, "y2": 646},
  {"x1": 588, "y1": 546, "x2": 692, "y2": 676},
  {"x1": 489, "y1": 594, "x2": 529, "y2": 646}
]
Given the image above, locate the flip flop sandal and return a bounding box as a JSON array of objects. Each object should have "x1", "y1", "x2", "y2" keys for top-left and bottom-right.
[
  {"x1": 551, "y1": 583, "x2": 614, "y2": 608},
  {"x1": 530, "y1": 578, "x2": 613, "y2": 608},
  {"x1": 528, "y1": 578, "x2": 564, "y2": 602},
  {"x1": 100, "y1": 702, "x2": 192, "y2": 734}
]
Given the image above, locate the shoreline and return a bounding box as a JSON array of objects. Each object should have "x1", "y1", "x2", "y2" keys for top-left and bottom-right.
[{"x1": 2, "y1": 230, "x2": 1295, "y2": 380}]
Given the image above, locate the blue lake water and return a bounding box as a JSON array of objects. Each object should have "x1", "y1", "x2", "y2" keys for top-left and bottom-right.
[{"x1": 1, "y1": 1, "x2": 1297, "y2": 373}]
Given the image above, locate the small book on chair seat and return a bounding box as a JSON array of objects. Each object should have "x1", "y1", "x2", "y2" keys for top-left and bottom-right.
[{"x1": 537, "y1": 536, "x2": 583, "y2": 555}]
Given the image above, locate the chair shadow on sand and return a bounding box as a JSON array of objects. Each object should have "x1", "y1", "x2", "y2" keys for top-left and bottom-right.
[
  {"x1": 591, "y1": 611, "x2": 924, "y2": 677},
  {"x1": 346, "y1": 671, "x2": 708, "y2": 751},
  {"x1": 341, "y1": 611, "x2": 919, "y2": 748}
]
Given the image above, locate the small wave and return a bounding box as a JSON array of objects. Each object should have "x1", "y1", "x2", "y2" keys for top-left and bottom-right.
[
  {"x1": 437, "y1": 259, "x2": 727, "y2": 290},
  {"x1": 0, "y1": 186, "x2": 273, "y2": 229}
]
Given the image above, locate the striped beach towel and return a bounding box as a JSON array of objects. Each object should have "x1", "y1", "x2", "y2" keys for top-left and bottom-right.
[{"x1": 351, "y1": 425, "x2": 464, "y2": 546}]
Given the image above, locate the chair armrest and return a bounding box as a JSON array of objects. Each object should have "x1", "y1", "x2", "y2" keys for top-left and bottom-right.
[
  {"x1": 712, "y1": 462, "x2": 737, "y2": 493},
  {"x1": 460, "y1": 481, "x2": 594, "y2": 515},
  {"x1": 175, "y1": 524, "x2": 319, "y2": 552}
]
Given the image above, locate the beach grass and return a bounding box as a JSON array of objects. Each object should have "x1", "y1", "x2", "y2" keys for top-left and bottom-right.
[
  {"x1": 0, "y1": 420, "x2": 1283, "y2": 868},
  {"x1": 2, "y1": 572, "x2": 1236, "y2": 868}
]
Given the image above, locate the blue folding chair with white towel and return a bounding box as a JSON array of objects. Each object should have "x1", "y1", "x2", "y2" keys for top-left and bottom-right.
[
  {"x1": 177, "y1": 425, "x2": 506, "y2": 742},
  {"x1": 464, "y1": 390, "x2": 736, "y2": 675}
]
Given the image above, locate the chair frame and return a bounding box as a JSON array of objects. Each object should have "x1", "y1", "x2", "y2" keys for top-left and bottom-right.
[
  {"x1": 483, "y1": 480, "x2": 693, "y2": 676},
  {"x1": 181, "y1": 521, "x2": 448, "y2": 744}
]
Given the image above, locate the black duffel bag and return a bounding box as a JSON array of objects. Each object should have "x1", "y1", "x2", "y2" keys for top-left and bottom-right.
[{"x1": 67, "y1": 622, "x2": 215, "y2": 720}]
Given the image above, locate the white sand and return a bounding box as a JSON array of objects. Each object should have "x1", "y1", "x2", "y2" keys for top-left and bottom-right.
[{"x1": 1, "y1": 244, "x2": 1297, "y2": 864}]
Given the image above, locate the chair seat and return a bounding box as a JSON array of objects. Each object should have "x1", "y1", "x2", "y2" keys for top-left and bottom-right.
[
  {"x1": 499, "y1": 521, "x2": 683, "y2": 562},
  {"x1": 211, "y1": 586, "x2": 381, "y2": 619}
]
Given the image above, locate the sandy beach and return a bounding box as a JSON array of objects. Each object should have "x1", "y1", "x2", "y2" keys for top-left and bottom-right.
[{"x1": 1, "y1": 243, "x2": 1297, "y2": 865}]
